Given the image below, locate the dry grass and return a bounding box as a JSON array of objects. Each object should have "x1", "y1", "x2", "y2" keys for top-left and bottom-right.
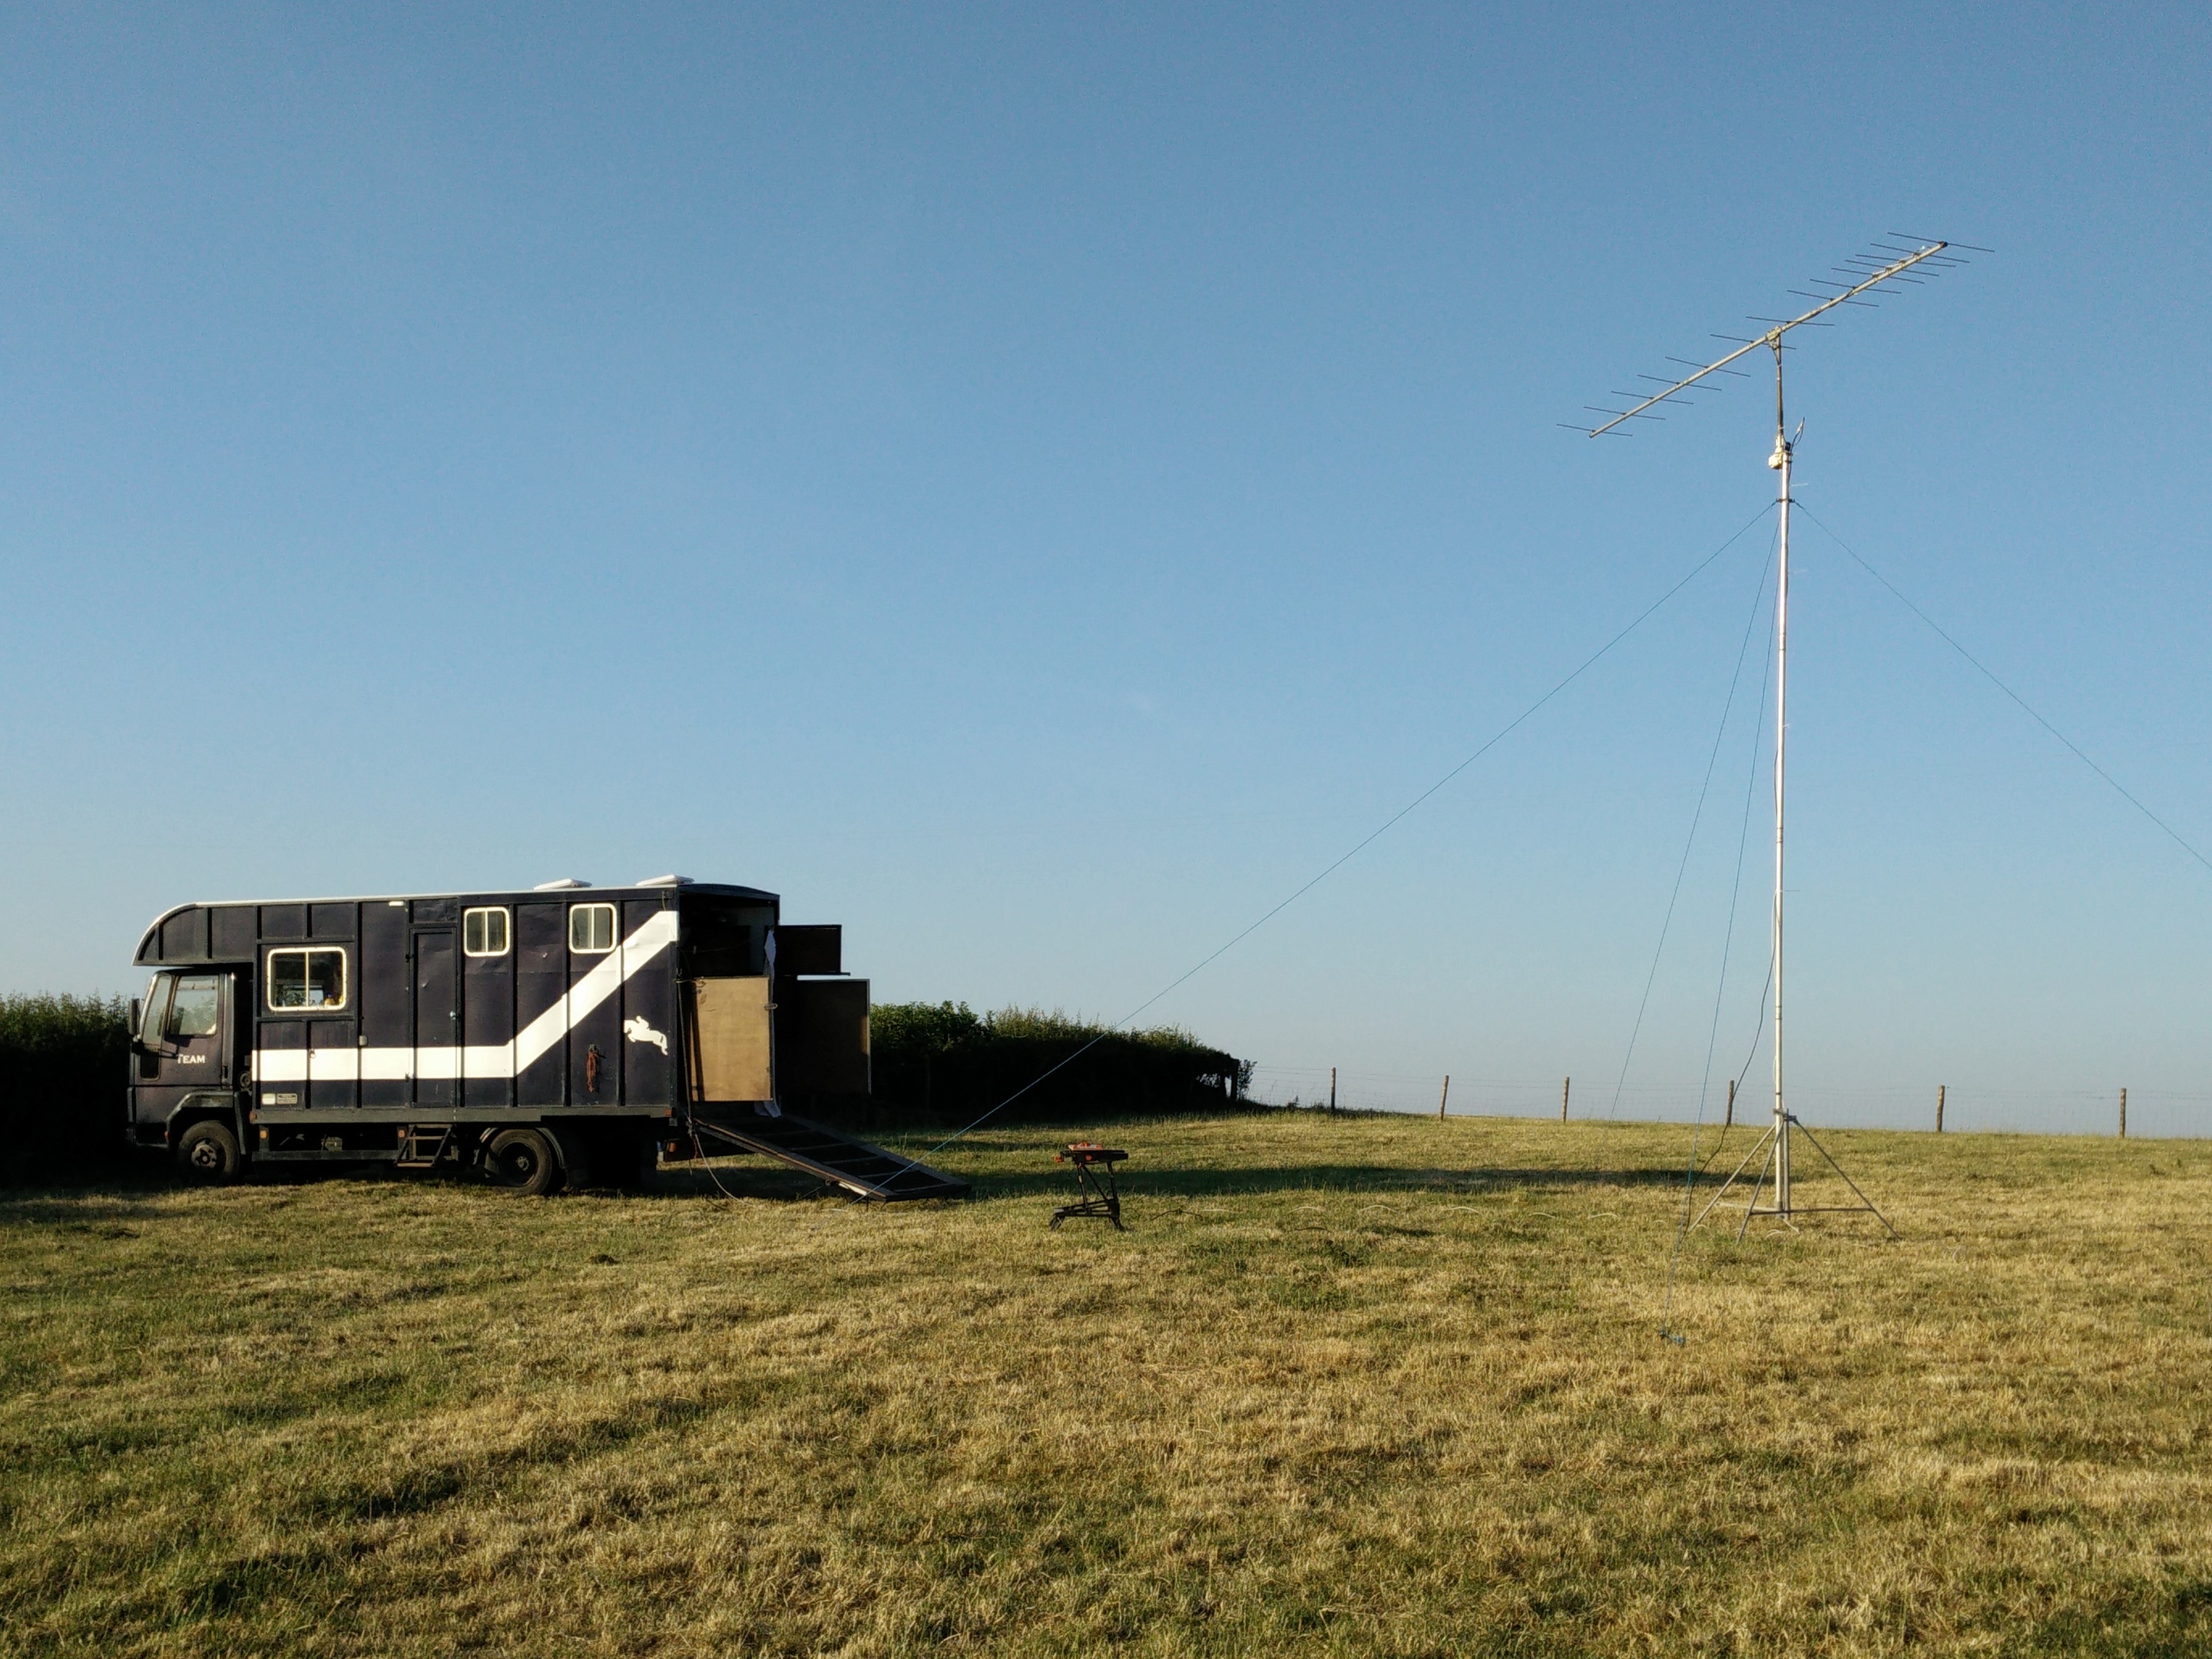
[{"x1": 3, "y1": 1111, "x2": 2210, "y2": 1656}]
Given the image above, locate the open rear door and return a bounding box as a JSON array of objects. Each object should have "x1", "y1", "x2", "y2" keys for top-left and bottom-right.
[{"x1": 685, "y1": 976, "x2": 773, "y2": 1104}]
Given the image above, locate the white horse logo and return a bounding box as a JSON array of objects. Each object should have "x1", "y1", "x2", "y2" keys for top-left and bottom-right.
[{"x1": 623, "y1": 1016, "x2": 668, "y2": 1055}]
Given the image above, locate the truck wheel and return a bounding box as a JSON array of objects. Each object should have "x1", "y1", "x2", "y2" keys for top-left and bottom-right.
[
  {"x1": 177, "y1": 1120, "x2": 243, "y2": 1183},
  {"x1": 485, "y1": 1128, "x2": 563, "y2": 1196}
]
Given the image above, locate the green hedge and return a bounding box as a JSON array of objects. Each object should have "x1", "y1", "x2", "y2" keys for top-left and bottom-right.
[
  {"x1": 0, "y1": 994, "x2": 130, "y2": 1185},
  {"x1": 858, "y1": 1002, "x2": 1249, "y2": 1129},
  {"x1": 0, "y1": 992, "x2": 1246, "y2": 1178}
]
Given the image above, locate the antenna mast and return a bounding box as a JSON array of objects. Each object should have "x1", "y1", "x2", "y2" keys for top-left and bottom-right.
[
  {"x1": 1576, "y1": 236, "x2": 1974, "y2": 1232},
  {"x1": 1770, "y1": 338, "x2": 1794, "y2": 1220}
]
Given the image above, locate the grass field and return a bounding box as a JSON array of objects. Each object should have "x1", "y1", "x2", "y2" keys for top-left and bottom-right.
[{"x1": 4, "y1": 1111, "x2": 2210, "y2": 1656}]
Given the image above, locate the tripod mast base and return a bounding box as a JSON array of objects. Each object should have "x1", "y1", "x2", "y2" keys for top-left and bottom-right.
[{"x1": 1690, "y1": 1114, "x2": 1896, "y2": 1240}]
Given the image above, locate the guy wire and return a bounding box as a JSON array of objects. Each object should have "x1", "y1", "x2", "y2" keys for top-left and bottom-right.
[
  {"x1": 1796, "y1": 503, "x2": 2212, "y2": 878},
  {"x1": 902, "y1": 501, "x2": 1782, "y2": 1167},
  {"x1": 1604, "y1": 531, "x2": 1777, "y2": 1128},
  {"x1": 1662, "y1": 549, "x2": 1780, "y2": 1337},
  {"x1": 1690, "y1": 586, "x2": 1780, "y2": 1184}
]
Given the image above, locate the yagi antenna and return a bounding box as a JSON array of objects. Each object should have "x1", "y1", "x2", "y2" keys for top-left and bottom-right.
[
  {"x1": 1573, "y1": 237, "x2": 1975, "y2": 1237},
  {"x1": 1575, "y1": 240, "x2": 1953, "y2": 439}
]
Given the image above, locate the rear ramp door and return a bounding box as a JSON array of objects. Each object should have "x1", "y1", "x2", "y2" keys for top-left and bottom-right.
[{"x1": 690, "y1": 1113, "x2": 969, "y2": 1203}]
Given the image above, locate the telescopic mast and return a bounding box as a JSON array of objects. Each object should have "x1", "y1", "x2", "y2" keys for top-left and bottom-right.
[{"x1": 1578, "y1": 237, "x2": 1962, "y2": 1230}]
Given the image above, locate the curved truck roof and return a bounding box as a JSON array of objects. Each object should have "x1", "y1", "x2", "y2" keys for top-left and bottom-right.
[{"x1": 134, "y1": 882, "x2": 780, "y2": 967}]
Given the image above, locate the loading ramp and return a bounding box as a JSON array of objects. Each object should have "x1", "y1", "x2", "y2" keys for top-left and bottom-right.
[{"x1": 690, "y1": 1113, "x2": 969, "y2": 1202}]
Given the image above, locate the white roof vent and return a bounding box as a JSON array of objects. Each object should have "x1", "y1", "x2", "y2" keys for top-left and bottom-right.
[
  {"x1": 635, "y1": 874, "x2": 694, "y2": 887},
  {"x1": 533, "y1": 878, "x2": 591, "y2": 891}
]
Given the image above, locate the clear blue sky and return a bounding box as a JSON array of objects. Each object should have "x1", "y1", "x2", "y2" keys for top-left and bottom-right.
[{"x1": 4, "y1": 4, "x2": 2207, "y2": 1133}]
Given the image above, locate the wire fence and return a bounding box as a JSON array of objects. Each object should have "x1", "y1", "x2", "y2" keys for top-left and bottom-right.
[{"x1": 1241, "y1": 1064, "x2": 2210, "y2": 1138}]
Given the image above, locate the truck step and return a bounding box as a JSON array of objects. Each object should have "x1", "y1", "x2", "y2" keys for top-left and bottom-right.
[
  {"x1": 396, "y1": 1125, "x2": 455, "y2": 1169},
  {"x1": 688, "y1": 1113, "x2": 969, "y2": 1202}
]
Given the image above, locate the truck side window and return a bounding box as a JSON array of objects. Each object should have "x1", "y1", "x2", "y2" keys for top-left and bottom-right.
[
  {"x1": 568, "y1": 903, "x2": 616, "y2": 954},
  {"x1": 463, "y1": 907, "x2": 510, "y2": 956},
  {"x1": 267, "y1": 947, "x2": 347, "y2": 1011},
  {"x1": 140, "y1": 975, "x2": 173, "y2": 1045},
  {"x1": 166, "y1": 975, "x2": 220, "y2": 1038}
]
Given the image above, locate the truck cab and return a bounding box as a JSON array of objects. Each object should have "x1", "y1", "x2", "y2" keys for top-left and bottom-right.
[{"x1": 131, "y1": 965, "x2": 252, "y2": 1175}]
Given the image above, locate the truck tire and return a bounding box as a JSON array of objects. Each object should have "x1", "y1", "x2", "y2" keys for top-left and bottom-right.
[
  {"x1": 177, "y1": 1120, "x2": 243, "y2": 1183},
  {"x1": 485, "y1": 1128, "x2": 563, "y2": 1196}
]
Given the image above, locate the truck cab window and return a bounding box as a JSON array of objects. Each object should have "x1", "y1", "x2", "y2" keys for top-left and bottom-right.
[
  {"x1": 463, "y1": 907, "x2": 509, "y2": 956},
  {"x1": 140, "y1": 976, "x2": 173, "y2": 1045},
  {"x1": 267, "y1": 947, "x2": 347, "y2": 1011},
  {"x1": 569, "y1": 904, "x2": 616, "y2": 954},
  {"x1": 167, "y1": 975, "x2": 220, "y2": 1038}
]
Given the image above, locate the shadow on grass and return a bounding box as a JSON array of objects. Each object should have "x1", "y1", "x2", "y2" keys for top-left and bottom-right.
[
  {"x1": 961, "y1": 1162, "x2": 1692, "y2": 1201},
  {"x1": 2, "y1": 1150, "x2": 1701, "y2": 1215},
  {"x1": 0, "y1": 1161, "x2": 203, "y2": 1224}
]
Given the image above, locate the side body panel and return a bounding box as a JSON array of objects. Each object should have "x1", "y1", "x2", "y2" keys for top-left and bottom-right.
[
  {"x1": 253, "y1": 889, "x2": 683, "y2": 1120},
  {"x1": 306, "y1": 903, "x2": 359, "y2": 1111},
  {"x1": 568, "y1": 912, "x2": 621, "y2": 1107},
  {"x1": 462, "y1": 909, "x2": 515, "y2": 1109},
  {"x1": 359, "y1": 903, "x2": 411, "y2": 1108},
  {"x1": 412, "y1": 928, "x2": 456, "y2": 1107},
  {"x1": 620, "y1": 898, "x2": 675, "y2": 1106},
  {"x1": 515, "y1": 902, "x2": 567, "y2": 1105}
]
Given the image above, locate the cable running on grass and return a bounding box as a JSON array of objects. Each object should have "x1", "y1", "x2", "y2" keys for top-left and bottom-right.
[
  {"x1": 688, "y1": 1128, "x2": 751, "y2": 1202},
  {"x1": 906, "y1": 502, "x2": 1782, "y2": 1165}
]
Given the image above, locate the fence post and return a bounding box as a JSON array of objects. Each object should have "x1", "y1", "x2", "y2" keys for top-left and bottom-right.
[
  {"x1": 1724, "y1": 1078, "x2": 1734, "y2": 1128},
  {"x1": 1936, "y1": 1084, "x2": 1945, "y2": 1134},
  {"x1": 2119, "y1": 1087, "x2": 2127, "y2": 1140},
  {"x1": 1561, "y1": 1076, "x2": 1571, "y2": 1123},
  {"x1": 1439, "y1": 1075, "x2": 1450, "y2": 1120},
  {"x1": 1330, "y1": 1067, "x2": 1336, "y2": 1113}
]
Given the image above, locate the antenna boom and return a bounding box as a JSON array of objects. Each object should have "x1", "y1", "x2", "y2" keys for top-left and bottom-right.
[{"x1": 1584, "y1": 242, "x2": 1947, "y2": 439}]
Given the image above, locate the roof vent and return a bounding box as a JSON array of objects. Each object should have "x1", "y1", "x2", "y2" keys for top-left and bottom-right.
[
  {"x1": 533, "y1": 878, "x2": 591, "y2": 891},
  {"x1": 635, "y1": 874, "x2": 694, "y2": 888}
]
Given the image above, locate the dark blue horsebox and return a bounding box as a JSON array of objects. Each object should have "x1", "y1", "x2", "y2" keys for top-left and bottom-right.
[{"x1": 127, "y1": 876, "x2": 965, "y2": 1200}]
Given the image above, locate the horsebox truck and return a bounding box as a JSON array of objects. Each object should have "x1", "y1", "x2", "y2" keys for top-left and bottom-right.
[{"x1": 126, "y1": 876, "x2": 966, "y2": 1200}]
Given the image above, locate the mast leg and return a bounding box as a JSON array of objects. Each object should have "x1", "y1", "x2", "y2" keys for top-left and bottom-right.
[{"x1": 1691, "y1": 1121, "x2": 1777, "y2": 1232}]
